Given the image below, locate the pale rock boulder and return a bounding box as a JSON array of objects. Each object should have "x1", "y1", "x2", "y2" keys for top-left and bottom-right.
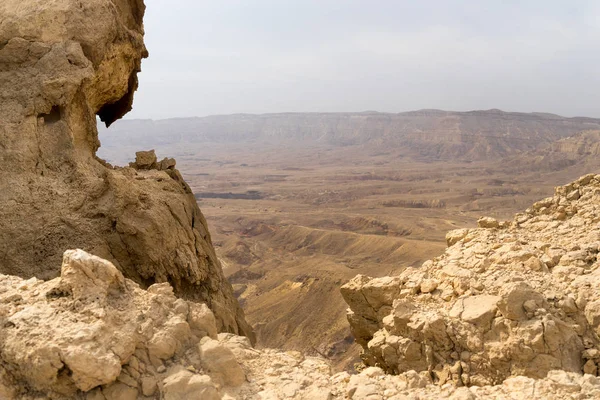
[
  {"x1": 477, "y1": 216, "x2": 500, "y2": 229},
  {"x1": 60, "y1": 249, "x2": 127, "y2": 302},
  {"x1": 189, "y1": 302, "x2": 219, "y2": 339},
  {"x1": 497, "y1": 282, "x2": 546, "y2": 320},
  {"x1": 162, "y1": 369, "x2": 220, "y2": 400},
  {"x1": 198, "y1": 338, "x2": 246, "y2": 386},
  {"x1": 0, "y1": 249, "x2": 247, "y2": 399},
  {"x1": 446, "y1": 228, "x2": 470, "y2": 247},
  {"x1": 450, "y1": 294, "x2": 500, "y2": 328},
  {"x1": 132, "y1": 149, "x2": 158, "y2": 169}
]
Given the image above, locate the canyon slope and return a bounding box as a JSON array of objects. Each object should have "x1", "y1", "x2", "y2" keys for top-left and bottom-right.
[
  {"x1": 0, "y1": 0, "x2": 252, "y2": 339},
  {"x1": 4, "y1": 0, "x2": 600, "y2": 398},
  {"x1": 2, "y1": 178, "x2": 600, "y2": 398},
  {"x1": 98, "y1": 114, "x2": 600, "y2": 369}
]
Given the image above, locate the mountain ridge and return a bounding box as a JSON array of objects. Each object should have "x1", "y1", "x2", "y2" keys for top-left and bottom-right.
[{"x1": 99, "y1": 109, "x2": 600, "y2": 164}]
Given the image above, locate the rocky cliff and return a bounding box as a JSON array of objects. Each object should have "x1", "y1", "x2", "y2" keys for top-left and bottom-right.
[
  {"x1": 0, "y1": 0, "x2": 252, "y2": 339},
  {"x1": 342, "y1": 174, "x2": 600, "y2": 387}
]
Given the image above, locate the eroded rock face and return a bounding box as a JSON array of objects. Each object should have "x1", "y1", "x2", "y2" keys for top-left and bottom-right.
[
  {"x1": 343, "y1": 174, "x2": 600, "y2": 386},
  {"x1": 0, "y1": 0, "x2": 252, "y2": 339},
  {"x1": 1, "y1": 250, "x2": 598, "y2": 400}
]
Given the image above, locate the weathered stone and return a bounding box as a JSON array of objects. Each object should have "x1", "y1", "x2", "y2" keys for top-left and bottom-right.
[
  {"x1": 1, "y1": 250, "x2": 600, "y2": 398},
  {"x1": 454, "y1": 295, "x2": 500, "y2": 328},
  {"x1": 343, "y1": 175, "x2": 600, "y2": 386},
  {"x1": 141, "y1": 376, "x2": 158, "y2": 396},
  {"x1": 420, "y1": 279, "x2": 438, "y2": 293},
  {"x1": 198, "y1": 338, "x2": 246, "y2": 386},
  {"x1": 446, "y1": 229, "x2": 469, "y2": 247},
  {"x1": 498, "y1": 283, "x2": 544, "y2": 321},
  {"x1": 584, "y1": 360, "x2": 597, "y2": 376},
  {"x1": 159, "y1": 157, "x2": 177, "y2": 170},
  {"x1": 134, "y1": 150, "x2": 158, "y2": 169},
  {"x1": 478, "y1": 217, "x2": 500, "y2": 229},
  {"x1": 188, "y1": 302, "x2": 219, "y2": 339},
  {"x1": 162, "y1": 370, "x2": 220, "y2": 400},
  {"x1": 102, "y1": 382, "x2": 138, "y2": 400},
  {"x1": 0, "y1": 0, "x2": 253, "y2": 343}
]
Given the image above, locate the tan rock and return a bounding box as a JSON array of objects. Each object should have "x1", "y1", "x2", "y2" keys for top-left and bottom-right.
[
  {"x1": 102, "y1": 382, "x2": 138, "y2": 400},
  {"x1": 477, "y1": 217, "x2": 500, "y2": 229},
  {"x1": 198, "y1": 338, "x2": 246, "y2": 386},
  {"x1": 0, "y1": 0, "x2": 253, "y2": 344},
  {"x1": 188, "y1": 302, "x2": 219, "y2": 339},
  {"x1": 420, "y1": 279, "x2": 438, "y2": 293},
  {"x1": 446, "y1": 229, "x2": 469, "y2": 247},
  {"x1": 497, "y1": 282, "x2": 545, "y2": 320},
  {"x1": 162, "y1": 369, "x2": 220, "y2": 400},
  {"x1": 134, "y1": 150, "x2": 158, "y2": 169},
  {"x1": 343, "y1": 174, "x2": 600, "y2": 387},
  {"x1": 141, "y1": 375, "x2": 158, "y2": 396},
  {"x1": 584, "y1": 360, "x2": 597, "y2": 376},
  {"x1": 1, "y1": 249, "x2": 600, "y2": 399},
  {"x1": 454, "y1": 295, "x2": 500, "y2": 328},
  {"x1": 159, "y1": 157, "x2": 177, "y2": 170}
]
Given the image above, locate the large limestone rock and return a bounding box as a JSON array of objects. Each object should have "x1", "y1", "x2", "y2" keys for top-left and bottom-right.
[
  {"x1": 342, "y1": 174, "x2": 600, "y2": 386},
  {"x1": 1, "y1": 249, "x2": 598, "y2": 399},
  {"x1": 0, "y1": 0, "x2": 252, "y2": 340}
]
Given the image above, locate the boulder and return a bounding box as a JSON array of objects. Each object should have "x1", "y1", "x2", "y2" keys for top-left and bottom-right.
[{"x1": 133, "y1": 150, "x2": 158, "y2": 169}]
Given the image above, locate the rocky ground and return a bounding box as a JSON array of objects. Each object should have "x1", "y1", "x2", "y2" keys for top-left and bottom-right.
[
  {"x1": 342, "y1": 173, "x2": 600, "y2": 396},
  {"x1": 2, "y1": 246, "x2": 600, "y2": 399}
]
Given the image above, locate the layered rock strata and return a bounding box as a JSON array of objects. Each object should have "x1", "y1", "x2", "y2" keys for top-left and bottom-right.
[
  {"x1": 342, "y1": 174, "x2": 600, "y2": 386},
  {"x1": 0, "y1": 0, "x2": 252, "y2": 339},
  {"x1": 1, "y1": 249, "x2": 599, "y2": 399}
]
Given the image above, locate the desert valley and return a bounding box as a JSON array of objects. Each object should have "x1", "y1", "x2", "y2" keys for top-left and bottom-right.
[
  {"x1": 98, "y1": 111, "x2": 600, "y2": 369},
  {"x1": 3, "y1": 0, "x2": 600, "y2": 398}
]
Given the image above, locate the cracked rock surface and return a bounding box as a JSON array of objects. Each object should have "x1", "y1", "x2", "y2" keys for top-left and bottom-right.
[
  {"x1": 342, "y1": 174, "x2": 600, "y2": 387},
  {"x1": 0, "y1": 0, "x2": 252, "y2": 339},
  {"x1": 2, "y1": 249, "x2": 599, "y2": 399}
]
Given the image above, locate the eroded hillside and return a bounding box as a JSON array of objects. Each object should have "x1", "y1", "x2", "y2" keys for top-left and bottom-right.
[
  {"x1": 103, "y1": 133, "x2": 600, "y2": 370},
  {"x1": 2, "y1": 177, "x2": 600, "y2": 399},
  {"x1": 343, "y1": 173, "x2": 600, "y2": 387}
]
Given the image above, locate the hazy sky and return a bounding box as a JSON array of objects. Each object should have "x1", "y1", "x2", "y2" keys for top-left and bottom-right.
[{"x1": 128, "y1": 1, "x2": 600, "y2": 119}]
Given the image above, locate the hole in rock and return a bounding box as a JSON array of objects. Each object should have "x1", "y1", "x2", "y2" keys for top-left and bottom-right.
[
  {"x1": 39, "y1": 106, "x2": 62, "y2": 124},
  {"x1": 97, "y1": 72, "x2": 138, "y2": 128},
  {"x1": 141, "y1": 276, "x2": 156, "y2": 289}
]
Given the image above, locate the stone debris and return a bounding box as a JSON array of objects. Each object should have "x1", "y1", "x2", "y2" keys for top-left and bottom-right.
[
  {"x1": 132, "y1": 150, "x2": 158, "y2": 170},
  {"x1": 1, "y1": 246, "x2": 600, "y2": 399},
  {"x1": 342, "y1": 174, "x2": 600, "y2": 389}
]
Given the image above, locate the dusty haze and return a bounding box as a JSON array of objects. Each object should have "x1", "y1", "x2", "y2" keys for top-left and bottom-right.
[{"x1": 127, "y1": 0, "x2": 600, "y2": 120}]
